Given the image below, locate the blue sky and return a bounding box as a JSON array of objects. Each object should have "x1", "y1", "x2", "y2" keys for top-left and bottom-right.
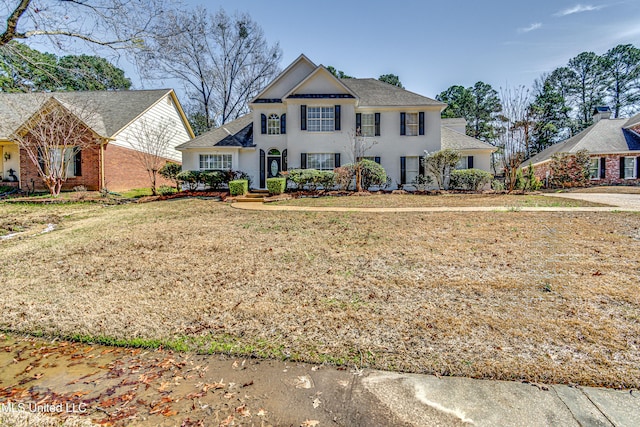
[{"x1": 181, "y1": 0, "x2": 640, "y2": 99}]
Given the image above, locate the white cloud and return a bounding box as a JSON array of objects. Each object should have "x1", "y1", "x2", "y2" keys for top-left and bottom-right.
[
  {"x1": 518, "y1": 23, "x2": 542, "y2": 33},
  {"x1": 555, "y1": 4, "x2": 605, "y2": 16}
]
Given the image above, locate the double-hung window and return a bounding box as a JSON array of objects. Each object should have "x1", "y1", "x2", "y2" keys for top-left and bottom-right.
[
  {"x1": 199, "y1": 154, "x2": 232, "y2": 170},
  {"x1": 623, "y1": 157, "x2": 637, "y2": 179},
  {"x1": 307, "y1": 153, "x2": 335, "y2": 171},
  {"x1": 405, "y1": 113, "x2": 419, "y2": 136},
  {"x1": 50, "y1": 148, "x2": 77, "y2": 177},
  {"x1": 405, "y1": 156, "x2": 420, "y2": 184},
  {"x1": 589, "y1": 158, "x2": 600, "y2": 180},
  {"x1": 307, "y1": 107, "x2": 334, "y2": 132},
  {"x1": 361, "y1": 113, "x2": 375, "y2": 137}
]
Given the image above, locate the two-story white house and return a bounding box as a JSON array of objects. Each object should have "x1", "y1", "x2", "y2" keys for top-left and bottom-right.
[{"x1": 177, "y1": 54, "x2": 495, "y2": 189}]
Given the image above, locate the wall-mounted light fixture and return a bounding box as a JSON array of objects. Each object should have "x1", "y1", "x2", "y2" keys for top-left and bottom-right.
[{"x1": 3, "y1": 152, "x2": 9, "y2": 161}]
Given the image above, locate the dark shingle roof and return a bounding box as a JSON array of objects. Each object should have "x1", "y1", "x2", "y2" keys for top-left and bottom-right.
[
  {"x1": 176, "y1": 114, "x2": 254, "y2": 149},
  {"x1": 527, "y1": 118, "x2": 637, "y2": 165},
  {"x1": 0, "y1": 89, "x2": 173, "y2": 139},
  {"x1": 340, "y1": 79, "x2": 445, "y2": 108}
]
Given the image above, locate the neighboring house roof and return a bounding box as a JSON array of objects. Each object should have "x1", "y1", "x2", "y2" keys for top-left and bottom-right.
[
  {"x1": 623, "y1": 112, "x2": 640, "y2": 129},
  {"x1": 527, "y1": 118, "x2": 640, "y2": 165},
  {"x1": 440, "y1": 126, "x2": 496, "y2": 151},
  {"x1": 176, "y1": 114, "x2": 254, "y2": 150},
  {"x1": 340, "y1": 79, "x2": 445, "y2": 108},
  {"x1": 0, "y1": 89, "x2": 185, "y2": 139}
]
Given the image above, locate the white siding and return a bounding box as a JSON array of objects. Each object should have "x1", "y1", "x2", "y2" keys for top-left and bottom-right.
[
  {"x1": 259, "y1": 59, "x2": 316, "y2": 100},
  {"x1": 112, "y1": 94, "x2": 191, "y2": 162}
]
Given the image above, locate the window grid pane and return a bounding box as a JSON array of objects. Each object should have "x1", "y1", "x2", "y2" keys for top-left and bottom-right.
[
  {"x1": 406, "y1": 156, "x2": 419, "y2": 183},
  {"x1": 199, "y1": 154, "x2": 232, "y2": 170},
  {"x1": 589, "y1": 158, "x2": 599, "y2": 180},
  {"x1": 307, "y1": 153, "x2": 335, "y2": 171},
  {"x1": 406, "y1": 113, "x2": 418, "y2": 136},
  {"x1": 624, "y1": 157, "x2": 635, "y2": 178},
  {"x1": 267, "y1": 114, "x2": 280, "y2": 135},
  {"x1": 307, "y1": 107, "x2": 334, "y2": 132},
  {"x1": 361, "y1": 113, "x2": 375, "y2": 137}
]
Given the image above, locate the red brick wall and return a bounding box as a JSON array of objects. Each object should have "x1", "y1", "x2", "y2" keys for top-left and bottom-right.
[
  {"x1": 19, "y1": 146, "x2": 101, "y2": 192},
  {"x1": 529, "y1": 154, "x2": 640, "y2": 187},
  {"x1": 103, "y1": 143, "x2": 176, "y2": 191}
]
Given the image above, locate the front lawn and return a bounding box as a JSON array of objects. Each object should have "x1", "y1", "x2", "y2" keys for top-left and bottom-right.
[
  {"x1": 273, "y1": 193, "x2": 609, "y2": 208},
  {"x1": 0, "y1": 199, "x2": 638, "y2": 388}
]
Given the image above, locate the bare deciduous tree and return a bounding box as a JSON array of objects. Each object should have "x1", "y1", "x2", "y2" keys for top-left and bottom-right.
[
  {"x1": 128, "y1": 117, "x2": 177, "y2": 195},
  {"x1": 496, "y1": 85, "x2": 532, "y2": 192},
  {"x1": 1, "y1": 0, "x2": 170, "y2": 49},
  {"x1": 138, "y1": 7, "x2": 281, "y2": 130},
  {"x1": 346, "y1": 131, "x2": 377, "y2": 192},
  {"x1": 10, "y1": 95, "x2": 99, "y2": 196}
]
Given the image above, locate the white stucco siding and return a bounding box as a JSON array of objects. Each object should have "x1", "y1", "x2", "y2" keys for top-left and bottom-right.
[
  {"x1": 458, "y1": 149, "x2": 494, "y2": 172},
  {"x1": 112, "y1": 94, "x2": 191, "y2": 162},
  {"x1": 1, "y1": 143, "x2": 20, "y2": 182}
]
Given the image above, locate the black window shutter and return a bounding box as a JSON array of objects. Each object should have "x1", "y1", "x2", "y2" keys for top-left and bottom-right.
[
  {"x1": 374, "y1": 156, "x2": 381, "y2": 164},
  {"x1": 334, "y1": 153, "x2": 340, "y2": 168},
  {"x1": 334, "y1": 105, "x2": 341, "y2": 131},
  {"x1": 636, "y1": 156, "x2": 640, "y2": 178},
  {"x1": 301, "y1": 105, "x2": 307, "y2": 130},
  {"x1": 259, "y1": 149, "x2": 266, "y2": 188},
  {"x1": 356, "y1": 113, "x2": 362, "y2": 135},
  {"x1": 419, "y1": 112, "x2": 425, "y2": 135},
  {"x1": 261, "y1": 114, "x2": 267, "y2": 134},
  {"x1": 375, "y1": 113, "x2": 381, "y2": 136},
  {"x1": 400, "y1": 157, "x2": 406, "y2": 184},
  {"x1": 419, "y1": 156, "x2": 426, "y2": 176},
  {"x1": 467, "y1": 155, "x2": 474, "y2": 169},
  {"x1": 301, "y1": 153, "x2": 307, "y2": 169},
  {"x1": 620, "y1": 157, "x2": 625, "y2": 179},
  {"x1": 400, "y1": 113, "x2": 406, "y2": 135},
  {"x1": 600, "y1": 157, "x2": 606, "y2": 179},
  {"x1": 282, "y1": 149, "x2": 288, "y2": 171},
  {"x1": 74, "y1": 149, "x2": 82, "y2": 176},
  {"x1": 280, "y1": 114, "x2": 286, "y2": 134}
]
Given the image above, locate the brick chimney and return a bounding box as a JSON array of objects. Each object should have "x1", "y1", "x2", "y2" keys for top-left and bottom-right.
[{"x1": 593, "y1": 106, "x2": 612, "y2": 122}]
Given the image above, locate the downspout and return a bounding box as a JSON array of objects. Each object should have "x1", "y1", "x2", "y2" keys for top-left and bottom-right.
[{"x1": 100, "y1": 139, "x2": 106, "y2": 191}]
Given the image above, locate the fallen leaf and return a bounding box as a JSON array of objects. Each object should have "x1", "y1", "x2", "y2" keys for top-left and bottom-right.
[
  {"x1": 256, "y1": 408, "x2": 267, "y2": 417},
  {"x1": 301, "y1": 420, "x2": 320, "y2": 427},
  {"x1": 219, "y1": 414, "x2": 234, "y2": 426},
  {"x1": 312, "y1": 398, "x2": 321, "y2": 409},
  {"x1": 235, "y1": 404, "x2": 250, "y2": 417}
]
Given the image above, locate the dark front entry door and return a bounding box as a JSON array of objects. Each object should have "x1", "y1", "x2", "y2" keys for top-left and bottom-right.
[{"x1": 267, "y1": 156, "x2": 281, "y2": 178}]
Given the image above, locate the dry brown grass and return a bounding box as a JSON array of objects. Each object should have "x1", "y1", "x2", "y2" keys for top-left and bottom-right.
[
  {"x1": 1, "y1": 200, "x2": 639, "y2": 388},
  {"x1": 569, "y1": 186, "x2": 640, "y2": 194},
  {"x1": 274, "y1": 193, "x2": 608, "y2": 208}
]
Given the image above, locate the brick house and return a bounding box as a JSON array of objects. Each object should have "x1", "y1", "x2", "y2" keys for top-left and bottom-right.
[
  {"x1": 525, "y1": 108, "x2": 640, "y2": 186},
  {"x1": 0, "y1": 90, "x2": 194, "y2": 192}
]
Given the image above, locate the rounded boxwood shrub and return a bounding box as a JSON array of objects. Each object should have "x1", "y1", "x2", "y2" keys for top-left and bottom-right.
[
  {"x1": 450, "y1": 169, "x2": 493, "y2": 191},
  {"x1": 229, "y1": 179, "x2": 248, "y2": 196},
  {"x1": 157, "y1": 185, "x2": 177, "y2": 196},
  {"x1": 266, "y1": 177, "x2": 287, "y2": 195}
]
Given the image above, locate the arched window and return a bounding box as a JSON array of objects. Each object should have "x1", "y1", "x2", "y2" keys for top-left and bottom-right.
[
  {"x1": 267, "y1": 114, "x2": 280, "y2": 134},
  {"x1": 268, "y1": 149, "x2": 281, "y2": 156}
]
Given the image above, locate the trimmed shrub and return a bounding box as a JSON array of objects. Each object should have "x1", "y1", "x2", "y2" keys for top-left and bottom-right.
[
  {"x1": 287, "y1": 169, "x2": 335, "y2": 190},
  {"x1": 549, "y1": 150, "x2": 591, "y2": 188},
  {"x1": 266, "y1": 177, "x2": 287, "y2": 195},
  {"x1": 411, "y1": 174, "x2": 433, "y2": 191},
  {"x1": 333, "y1": 166, "x2": 354, "y2": 191},
  {"x1": 176, "y1": 170, "x2": 202, "y2": 190},
  {"x1": 200, "y1": 171, "x2": 227, "y2": 190},
  {"x1": 157, "y1": 185, "x2": 177, "y2": 196},
  {"x1": 229, "y1": 179, "x2": 248, "y2": 196},
  {"x1": 359, "y1": 159, "x2": 387, "y2": 190},
  {"x1": 159, "y1": 162, "x2": 182, "y2": 190},
  {"x1": 491, "y1": 179, "x2": 505, "y2": 192},
  {"x1": 450, "y1": 169, "x2": 493, "y2": 191}
]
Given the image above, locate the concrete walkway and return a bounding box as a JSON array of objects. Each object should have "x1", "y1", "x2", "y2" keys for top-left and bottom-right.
[
  {"x1": 545, "y1": 192, "x2": 640, "y2": 210},
  {"x1": 232, "y1": 193, "x2": 640, "y2": 213}
]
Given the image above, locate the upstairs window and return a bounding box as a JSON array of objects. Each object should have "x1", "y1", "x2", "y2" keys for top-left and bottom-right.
[
  {"x1": 405, "y1": 113, "x2": 419, "y2": 136},
  {"x1": 267, "y1": 114, "x2": 280, "y2": 135},
  {"x1": 361, "y1": 113, "x2": 375, "y2": 137},
  {"x1": 307, "y1": 107, "x2": 334, "y2": 132}
]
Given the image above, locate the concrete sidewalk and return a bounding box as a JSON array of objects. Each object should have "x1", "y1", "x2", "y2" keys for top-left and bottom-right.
[{"x1": 356, "y1": 371, "x2": 639, "y2": 426}]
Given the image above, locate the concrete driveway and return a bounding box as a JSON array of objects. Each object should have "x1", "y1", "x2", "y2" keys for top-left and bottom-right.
[{"x1": 544, "y1": 192, "x2": 640, "y2": 210}]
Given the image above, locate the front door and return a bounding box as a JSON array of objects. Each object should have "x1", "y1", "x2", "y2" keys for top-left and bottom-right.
[{"x1": 267, "y1": 156, "x2": 281, "y2": 178}]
